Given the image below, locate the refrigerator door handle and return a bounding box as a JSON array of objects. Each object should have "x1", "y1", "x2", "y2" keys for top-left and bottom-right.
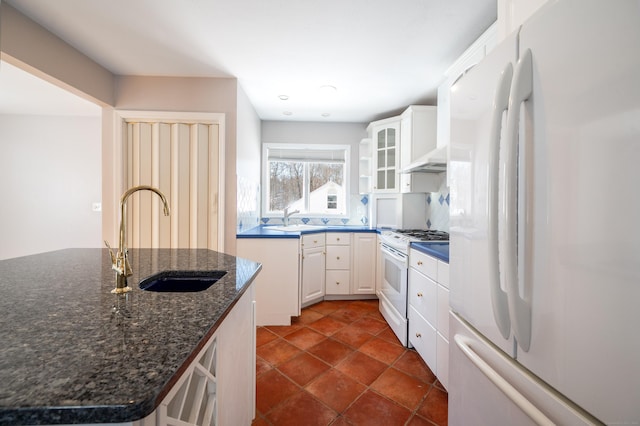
[
  {"x1": 504, "y1": 48, "x2": 533, "y2": 352},
  {"x1": 489, "y1": 62, "x2": 514, "y2": 340},
  {"x1": 454, "y1": 334, "x2": 554, "y2": 426}
]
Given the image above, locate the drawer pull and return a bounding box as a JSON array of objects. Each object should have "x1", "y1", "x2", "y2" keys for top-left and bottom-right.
[
  {"x1": 417, "y1": 261, "x2": 423, "y2": 266},
  {"x1": 314, "y1": 240, "x2": 318, "y2": 243},
  {"x1": 336, "y1": 237, "x2": 341, "y2": 241},
  {"x1": 417, "y1": 292, "x2": 423, "y2": 297},
  {"x1": 415, "y1": 333, "x2": 422, "y2": 338},
  {"x1": 336, "y1": 281, "x2": 340, "y2": 285},
  {"x1": 336, "y1": 256, "x2": 340, "y2": 260}
]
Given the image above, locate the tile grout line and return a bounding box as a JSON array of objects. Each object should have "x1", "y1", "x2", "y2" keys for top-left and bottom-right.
[{"x1": 255, "y1": 300, "x2": 447, "y2": 426}]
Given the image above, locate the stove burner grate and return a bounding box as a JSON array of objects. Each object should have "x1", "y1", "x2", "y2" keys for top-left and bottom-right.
[{"x1": 394, "y1": 229, "x2": 449, "y2": 241}]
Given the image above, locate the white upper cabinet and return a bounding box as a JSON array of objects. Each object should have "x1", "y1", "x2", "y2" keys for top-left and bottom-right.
[
  {"x1": 368, "y1": 117, "x2": 401, "y2": 193},
  {"x1": 358, "y1": 138, "x2": 372, "y2": 194},
  {"x1": 438, "y1": 23, "x2": 497, "y2": 187},
  {"x1": 437, "y1": 23, "x2": 497, "y2": 153},
  {"x1": 399, "y1": 106, "x2": 442, "y2": 193},
  {"x1": 497, "y1": 0, "x2": 549, "y2": 42},
  {"x1": 400, "y1": 105, "x2": 437, "y2": 169},
  {"x1": 367, "y1": 106, "x2": 438, "y2": 194}
]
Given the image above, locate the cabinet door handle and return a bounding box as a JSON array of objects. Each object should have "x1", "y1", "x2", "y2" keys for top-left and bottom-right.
[
  {"x1": 313, "y1": 240, "x2": 318, "y2": 243},
  {"x1": 336, "y1": 281, "x2": 340, "y2": 285},
  {"x1": 336, "y1": 256, "x2": 340, "y2": 260},
  {"x1": 417, "y1": 261, "x2": 423, "y2": 266},
  {"x1": 415, "y1": 333, "x2": 422, "y2": 338},
  {"x1": 417, "y1": 292, "x2": 423, "y2": 297}
]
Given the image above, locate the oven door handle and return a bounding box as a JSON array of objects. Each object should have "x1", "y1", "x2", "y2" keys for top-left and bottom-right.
[{"x1": 380, "y1": 243, "x2": 407, "y2": 265}]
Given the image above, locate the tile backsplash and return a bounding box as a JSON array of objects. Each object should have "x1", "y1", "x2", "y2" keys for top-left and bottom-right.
[
  {"x1": 257, "y1": 194, "x2": 370, "y2": 227},
  {"x1": 426, "y1": 191, "x2": 450, "y2": 232},
  {"x1": 426, "y1": 173, "x2": 450, "y2": 232},
  {"x1": 237, "y1": 176, "x2": 260, "y2": 232},
  {"x1": 238, "y1": 174, "x2": 450, "y2": 232}
]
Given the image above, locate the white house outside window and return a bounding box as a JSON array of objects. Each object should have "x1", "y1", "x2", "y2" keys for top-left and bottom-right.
[{"x1": 263, "y1": 144, "x2": 350, "y2": 217}]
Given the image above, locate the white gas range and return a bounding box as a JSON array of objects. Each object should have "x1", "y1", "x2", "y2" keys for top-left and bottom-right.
[{"x1": 378, "y1": 229, "x2": 449, "y2": 346}]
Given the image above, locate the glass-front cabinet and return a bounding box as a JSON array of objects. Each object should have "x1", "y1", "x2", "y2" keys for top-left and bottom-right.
[{"x1": 370, "y1": 118, "x2": 400, "y2": 192}]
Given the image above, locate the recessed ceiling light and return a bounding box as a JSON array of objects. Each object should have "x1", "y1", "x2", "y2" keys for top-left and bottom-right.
[
  {"x1": 283, "y1": 111, "x2": 293, "y2": 116},
  {"x1": 278, "y1": 95, "x2": 289, "y2": 100},
  {"x1": 319, "y1": 85, "x2": 337, "y2": 93}
]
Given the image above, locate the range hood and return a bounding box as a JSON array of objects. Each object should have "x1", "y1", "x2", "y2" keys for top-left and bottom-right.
[{"x1": 402, "y1": 146, "x2": 447, "y2": 173}]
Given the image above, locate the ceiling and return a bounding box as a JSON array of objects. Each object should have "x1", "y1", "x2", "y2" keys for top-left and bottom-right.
[{"x1": 2, "y1": 0, "x2": 496, "y2": 122}]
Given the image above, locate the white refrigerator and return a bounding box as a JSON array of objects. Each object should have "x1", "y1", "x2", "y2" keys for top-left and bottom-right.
[{"x1": 448, "y1": 0, "x2": 640, "y2": 424}]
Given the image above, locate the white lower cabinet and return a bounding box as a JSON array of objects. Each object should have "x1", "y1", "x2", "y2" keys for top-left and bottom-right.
[
  {"x1": 408, "y1": 247, "x2": 449, "y2": 390},
  {"x1": 237, "y1": 238, "x2": 299, "y2": 326},
  {"x1": 325, "y1": 270, "x2": 350, "y2": 295},
  {"x1": 157, "y1": 283, "x2": 256, "y2": 426},
  {"x1": 325, "y1": 232, "x2": 351, "y2": 296},
  {"x1": 408, "y1": 261, "x2": 438, "y2": 373},
  {"x1": 375, "y1": 236, "x2": 383, "y2": 296},
  {"x1": 436, "y1": 330, "x2": 449, "y2": 391},
  {"x1": 352, "y1": 232, "x2": 377, "y2": 295},
  {"x1": 300, "y1": 232, "x2": 377, "y2": 305},
  {"x1": 436, "y1": 261, "x2": 450, "y2": 390},
  {"x1": 301, "y1": 233, "x2": 326, "y2": 306},
  {"x1": 408, "y1": 305, "x2": 437, "y2": 370}
]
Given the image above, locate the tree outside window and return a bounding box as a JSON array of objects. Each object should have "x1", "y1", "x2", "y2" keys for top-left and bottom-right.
[{"x1": 264, "y1": 144, "x2": 349, "y2": 216}]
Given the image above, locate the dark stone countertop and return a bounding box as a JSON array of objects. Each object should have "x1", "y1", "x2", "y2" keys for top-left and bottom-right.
[
  {"x1": 410, "y1": 242, "x2": 450, "y2": 263},
  {"x1": 236, "y1": 224, "x2": 379, "y2": 238},
  {"x1": 0, "y1": 248, "x2": 261, "y2": 425}
]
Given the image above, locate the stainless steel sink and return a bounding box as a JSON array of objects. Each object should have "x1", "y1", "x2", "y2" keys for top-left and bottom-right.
[
  {"x1": 269, "y1": 224, "x2": 323, "y2": 232},
  {"x1": 139, "y1": 270, "x2": 227, "y2": 292}
]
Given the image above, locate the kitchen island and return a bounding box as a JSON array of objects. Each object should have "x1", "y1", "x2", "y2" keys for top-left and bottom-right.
[{"x1": 0, "y1": 248, "x2": 261, "y2": 425}]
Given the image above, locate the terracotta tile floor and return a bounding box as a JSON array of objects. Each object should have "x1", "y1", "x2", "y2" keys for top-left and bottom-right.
[{"x1": 253, "y1": 300, "x2": 448, "y2": 426}]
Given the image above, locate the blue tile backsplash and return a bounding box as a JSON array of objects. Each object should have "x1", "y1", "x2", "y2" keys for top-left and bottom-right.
[
  {"x1": 426, "y1": 173, "x2": 450, "y2": 232},
  {"x1": 238, "y1": 174, "x2": 450, "y2": 232},
  {"x1": 254, "y1": 193, "x2": 372, "y2": 227},
  {"x1": 237, "y1": 176, "x2": 260, "y2": 232}
]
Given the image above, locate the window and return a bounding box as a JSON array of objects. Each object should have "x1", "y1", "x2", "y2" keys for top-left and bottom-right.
[{"x1": 263, "y1": 144, "x2": 350, "y2": 217}]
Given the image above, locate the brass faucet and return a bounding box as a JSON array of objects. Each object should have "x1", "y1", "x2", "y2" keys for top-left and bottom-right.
[{"x1": 105, "y1": 185, "x2": 170, "y2": 294}]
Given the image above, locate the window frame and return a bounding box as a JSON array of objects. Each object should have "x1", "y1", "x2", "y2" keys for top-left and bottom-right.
[{"x1": 262, "y1": 143, "x2": 351, "y2": 218}]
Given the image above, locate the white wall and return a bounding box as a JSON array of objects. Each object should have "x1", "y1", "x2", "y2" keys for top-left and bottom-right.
[
  {"x1": 0, "y1": 114, "x2": 102, "y2": 259},
  {"x1": 236, "y1": 86, "x2": 261, "y2": 181},
  {"x1": 2, "y1": 5, "x2": 245, "y2": 255},
  {"x1": 111, "y1": 75, "x2": 240, "y2": 254}
]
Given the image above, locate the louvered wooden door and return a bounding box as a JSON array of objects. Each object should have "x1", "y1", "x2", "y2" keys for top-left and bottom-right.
[{"x1": 123, "y1": 120, "x2": 220, "y2": 250}]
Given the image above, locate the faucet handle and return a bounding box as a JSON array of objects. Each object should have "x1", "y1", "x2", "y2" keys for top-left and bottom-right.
[{"x1": 104, "y1": 240, "x2": 116, "y2": 265}]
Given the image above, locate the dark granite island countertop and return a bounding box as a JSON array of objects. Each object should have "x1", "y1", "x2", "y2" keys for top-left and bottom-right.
[{"x1": 0, "y1": 248, "x2": 261, "y2": 425}]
